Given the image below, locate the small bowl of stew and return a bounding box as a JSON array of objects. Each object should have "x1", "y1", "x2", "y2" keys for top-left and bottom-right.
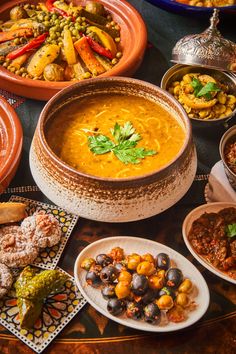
[
  {"x1": 161, "y1": 64, "x2": 236, "y2": 126},
  {"x1": 220, "y1": 125, "x2": 236, "y2": 190}
]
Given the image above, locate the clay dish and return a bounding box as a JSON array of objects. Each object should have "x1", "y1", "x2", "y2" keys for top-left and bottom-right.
[
  {"x1": 30, "y1": 77, "x2": 197, "y2": 222},
  {"x1": 0, "y1": 96, "x2": 23, "y2": 194},
  {"x1": 0, "y1": 0, "x2": 147, "y2": 101}
]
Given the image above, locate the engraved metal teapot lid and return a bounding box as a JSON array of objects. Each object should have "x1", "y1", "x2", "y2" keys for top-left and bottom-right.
[{"x1": 172, "y1": 9, "x2": 236, "y2": 72}]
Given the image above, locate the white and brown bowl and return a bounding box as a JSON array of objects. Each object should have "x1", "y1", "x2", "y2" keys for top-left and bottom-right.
[
  {"x1": 220, "y1": 125, "x2": 236, "y2": 191},
  {"x1": 29, "y1": 77, "x2": 197, "y2": 222}
]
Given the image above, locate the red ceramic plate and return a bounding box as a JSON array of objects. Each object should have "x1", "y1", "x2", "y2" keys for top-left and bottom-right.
[
  {"x1": 0, "y1": 96, "x2": 23, "y2": 193},
  {"x1": 0, "y1": 0, "x2": 147, "y2": 100}
]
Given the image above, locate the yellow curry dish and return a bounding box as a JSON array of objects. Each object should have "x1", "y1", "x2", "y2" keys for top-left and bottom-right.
[
  {"x1": 176, "y1": 0, "x2": 235, "y2": 6},
  {"x1": 168, "y1": 73, "x2": 236, "y2": 121},
  {"x1": 0, "y1": 1, "x2": 122, "y2": 81},
  {"x1": 46, "y1": 93, "x2": 185, "y2": 178}
]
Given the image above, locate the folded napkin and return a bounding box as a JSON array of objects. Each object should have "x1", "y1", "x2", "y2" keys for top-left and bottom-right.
[{"x1": 205, "y1": 160, "x2": 236, "y2": 203}]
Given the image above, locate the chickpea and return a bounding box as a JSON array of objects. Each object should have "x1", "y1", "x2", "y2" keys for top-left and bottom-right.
[
  {"x1": 227, "y1": 94, "x2": 236, "y2": 107},
  {"x1": 172, "y1": 81, "x2": 180, "y2": 87},
  {"x1": 217, "y1": 91, "x2": 227, "y2": 105},
  {"x1": 176, "y1": 293, "x2": 189, "y2": 308},
  {"x1": 156, "y1": 295, "x2": 174, "y2": 310},
  {"x1": 173, "y1": 85, "x2": 180, "y2": 96},
  {"x1": 182, "y1": 74, "x2": 192, "y2": 84},
  {"x1": 127, "y1": 253, "x2": 141, "y2": 271},
  {"x1": 148, "y1": 274, "x2": 164, "y2": 290},
  {"x1": 178, "y1": 279, "x2": 193, "y2": 293},
  {"x1": 118, "y1": 270, "x2": 132, "y2": 283},
  {"x1": 136, "y1": 261, "x2": 155, "y2": 276},
  {"x1": 115, "y1": 281, "x2": 130, "y2": 299}
]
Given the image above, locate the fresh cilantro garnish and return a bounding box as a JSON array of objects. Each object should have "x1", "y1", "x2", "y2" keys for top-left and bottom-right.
[
  {"x1": 87, "y1": 135, "x2": 115, "y2": 154},
  {"x1": 87, "y1": 122, "x2": 156, "y2": 165},
  {"x1": 191, "y1": 78, "x2": 220, "y2": 101},
  {"x1": 191, "y1": 78, "x2": 203, "y2": 97},
  {"x1": 226, "y1": 223, "x2": 236, "y2": 238}
]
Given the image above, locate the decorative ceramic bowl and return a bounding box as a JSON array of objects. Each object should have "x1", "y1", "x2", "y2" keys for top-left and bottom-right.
[
  {"x1": 161, "y1": 64, "x2": 236, "y2": 126},
  {"x1": 0, "y1": 96, "x2": 23, "y2": 193},
  {"x1": 0, "y1": 0, "x2": 147, "y2": 101},
  {"x1": 219, "y1": 125, "x2": 236, "y2": 190},
  {"x1": 29, "y1": 77, "x2": 197, "y2": 222},
  {"x1": 145, "y1": 0, "x2": 236, "y2": 17}
]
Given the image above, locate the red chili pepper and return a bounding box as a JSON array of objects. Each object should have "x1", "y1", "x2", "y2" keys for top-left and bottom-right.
[
  {"x1": 45, "y1": 0, "x2": 75, "y2": 21},
  {"x1": 86, "y1": 36, "x2": 113, "y2": 60},
  {"x1": 7, "y1": 33, "x2": 48, "y2": 60}
]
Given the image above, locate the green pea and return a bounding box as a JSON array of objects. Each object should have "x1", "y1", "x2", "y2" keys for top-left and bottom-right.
[
  {"x1": 13, "y1": 38, "x2": 20, "y2": 45},
  {"x1": 50, "y1": 33, "x2": 56, "y2": 40},
  {"x1": 116, "y1": 52, "x2": 122, "y2": 59},
  {"x1": 43, "y1": 21, "x2": 50, "y2": 27},
  {"x1": 72, "y1": 29, "x2": 78, "y2": 37},
  {"x1": 112, "y1": 58, "x2": 118, "y2": 65}
]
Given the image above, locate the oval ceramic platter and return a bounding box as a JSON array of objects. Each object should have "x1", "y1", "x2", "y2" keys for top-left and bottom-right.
[
  {"x1": 74, "y1": 236, "x2": 210, "y2": 332},
  {"x1": 182, "y1": 202, "x2": 236, "y2": 285}
]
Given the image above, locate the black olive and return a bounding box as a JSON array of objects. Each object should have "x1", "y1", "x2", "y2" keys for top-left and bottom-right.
[
  {"x1": 114, "y1": 262, "x2": 126, "y2": 273},
  {"x1": 144, "y1": 302, "x2": 161, "y2": 324},
  {"x1": 156, "y1": 253, "x2": 170, "y2": 270},
  {"x1": 101, "y1": 284, "x2": 116, "y2": 300},
  {"x1": 158, "y1": 286, "x2": 176, "y2": 299},
  {"x1": 131, "y1": 274, "x2": 148, "y2": 296},
  {"x1": 141, "y1": 288, "x2": 158, "y2": 304},
  {"x1": 96, "y1": 254, "x2": 113, "y2": 267},
  {"x1": 100, "y1": 265, "x2": 118, "y2": 283},
  {"x1": 86, "y1": 270, "x2": 101, "y2": 287},
  {"x1": 126, "y1": 301, "x2": 143, "y2": 320},
  {"x1": 107, "y1": 298, "x2": 125, "y2": 316},
  {"x1": 165, "y1": 268, "x2": 183, "y2": 289}
]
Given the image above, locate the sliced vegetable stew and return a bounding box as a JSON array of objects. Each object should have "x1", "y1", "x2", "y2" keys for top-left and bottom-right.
[{"x1": 0, "y1": 1, "x2": 122, "y2": 81}]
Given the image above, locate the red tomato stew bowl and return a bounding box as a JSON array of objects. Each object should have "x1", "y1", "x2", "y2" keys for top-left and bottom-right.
[
  {"x1": 0, "y1": 96, "x2": 23, "y2": 194},
  {"x1": 0, "y1": 0, "x2": 147, "y2": 100}
]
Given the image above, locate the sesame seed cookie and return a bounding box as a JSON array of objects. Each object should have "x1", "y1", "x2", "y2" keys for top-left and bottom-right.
[
  {"x1": 0, "y1": 226, "x2": 39, "y2": 268},
  {"x1": 21, "y1": 211, "x2": 61, "y2": 248}
]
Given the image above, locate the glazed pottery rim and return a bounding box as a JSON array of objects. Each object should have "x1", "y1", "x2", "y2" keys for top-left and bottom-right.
[
  {"x1": 161, "y1": 64, "x2": 236, "y2": 124},
  {"x1": 37, "y1": 76, "x2": 193, "y2": 183},
  {"x1": 0, "y1": 0, "x2": 147, "y2": 92},
  {"x1": 219, "y1": 125, "x2": 236, "y2": 178},
  {"x1": 0, "y1": 96, "x2": 23, "y2": 183}
]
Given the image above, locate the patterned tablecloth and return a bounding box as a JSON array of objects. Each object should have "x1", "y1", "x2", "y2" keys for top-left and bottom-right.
[{"x1": 0, "y1": 1, "x2": 236, "y2": 353}]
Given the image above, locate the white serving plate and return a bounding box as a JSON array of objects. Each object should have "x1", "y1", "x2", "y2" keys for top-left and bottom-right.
[
  {"x1": 74, "y1": 236, "x2": 210, "y2": 332},
  {"x1": 182, "y1": 202, "x2": 236, "y2": 285}
]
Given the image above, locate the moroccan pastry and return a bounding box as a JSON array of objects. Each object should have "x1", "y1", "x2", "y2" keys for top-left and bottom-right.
[
  {"x1": 15, "y1": 266, "x2": 68, "y2": 329},
  {"x1": 0, "y1": 202, "x2": 27, "y2": 224},
  {"x1": 21, "y1": 211, "x2": 62, "y2": 248},
  {"x1": 0, "y1": 263, "x2": 13, "y2": 298},
  {"x1": 0, "y1": 226, "x2": 39, "y2": 268}
]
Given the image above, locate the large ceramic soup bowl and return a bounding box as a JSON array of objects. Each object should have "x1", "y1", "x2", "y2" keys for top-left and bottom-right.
[{"x1": 30, "y1": 77, "x2": 197, "y2": 222}]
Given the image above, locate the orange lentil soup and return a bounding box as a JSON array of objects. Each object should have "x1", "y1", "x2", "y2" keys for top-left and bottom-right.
[{"x1": 46, "y1": 94, "x2": 185, "y2": 178}]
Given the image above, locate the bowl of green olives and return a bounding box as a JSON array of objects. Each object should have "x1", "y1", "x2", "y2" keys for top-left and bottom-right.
[{"x1": 74, "y1": 236, "x2": 210, "y2": 332}]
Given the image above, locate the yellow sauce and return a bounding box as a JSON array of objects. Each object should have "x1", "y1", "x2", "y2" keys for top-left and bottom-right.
[{"x1": 46, "y1": 94, "x2": 185, "y2": 178}]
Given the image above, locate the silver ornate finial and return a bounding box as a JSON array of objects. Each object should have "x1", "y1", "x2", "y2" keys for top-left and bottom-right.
[{"x1": 210, "y1": 9, "x2": 219, "y2": 29}]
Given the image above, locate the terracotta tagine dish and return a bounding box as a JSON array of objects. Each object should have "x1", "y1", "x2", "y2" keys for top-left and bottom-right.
[
  {"x1": 0, "y1": 96, "x2": 23, "y2": 194},
  {"x1": 0, "y1": 0, "x2": 147, "y2": 100}
]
